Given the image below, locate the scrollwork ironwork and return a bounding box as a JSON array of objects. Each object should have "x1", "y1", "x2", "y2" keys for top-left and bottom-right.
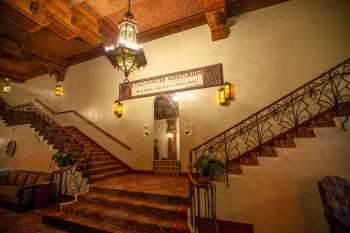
[{"x1": 189, "y1": 58, "x2": 350, "y2": 178}]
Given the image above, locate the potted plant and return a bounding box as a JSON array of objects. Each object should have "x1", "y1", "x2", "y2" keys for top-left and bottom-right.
[
  {"x1": 195, "y1": 154, "x2": 225, "y2": 181},
  {"x1": 52, "y1": 152, "x2": 77, "y2": 168},
  {"x1": 51, "y1": 151, "x2": 78, "y2": 204}
]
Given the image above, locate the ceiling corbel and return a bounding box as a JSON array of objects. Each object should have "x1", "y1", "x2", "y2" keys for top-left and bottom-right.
[{"x1": 201, "y1": 0, "x2": 227, "y2": 41}]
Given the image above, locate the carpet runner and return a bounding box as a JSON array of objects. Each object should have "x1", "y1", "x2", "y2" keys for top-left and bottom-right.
[{"x1": 59, "y1": 127, "x2": 130, "y2": 182}]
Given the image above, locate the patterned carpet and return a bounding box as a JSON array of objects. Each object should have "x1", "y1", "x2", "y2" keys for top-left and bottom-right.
[
  {"x1": 43, "y1": 173, "x2": 190, "y2": 233},
  {"x1": 0, "y1": 207, "x2": 67, "y2": 233},
  {"x1": 93, "y1": 173, "x2": 189, "y2": 198}
]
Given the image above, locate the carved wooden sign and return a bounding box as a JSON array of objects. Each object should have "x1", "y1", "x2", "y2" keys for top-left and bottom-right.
[{"x1": 119, "y1": 64, "x2": 223, "y2": 100}]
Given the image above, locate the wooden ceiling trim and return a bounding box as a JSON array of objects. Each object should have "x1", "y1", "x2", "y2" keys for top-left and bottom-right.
[
  {"x1": 227, "y1": 0, "x2": 290, "y2": 17},
  {"x1": 201, "y1": 0, "x2": 227, "y2": 41},
  {"x1": 67, "y1": 46, "x2": 104, "y2": 66},
  {"x1": 0, "y1": 35, "x2": 67, "y2": 67},
  {"x1": 1, "y1": 0, "x2": 104, "y2": 46},
  {"x1": 0, "y1": 63, "x2": 25, "y2": 82},
  {"x1": 0, "y1": 2, "x2": 45, "y2": 33},
  {"x1": 68, "y1": 12, "x2": 207, "y2": 66},
  {"x1": 137, "y1": 12, "x2": 207, "y2": 43}
]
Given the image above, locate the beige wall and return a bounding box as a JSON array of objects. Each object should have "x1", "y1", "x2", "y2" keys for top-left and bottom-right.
[
  {"x1": 2, "y1": 0, "x2": 350, "y2": 172},
  {"x1": 216, "y1": 121, "x2": 350, "y2": 233},
  {"x1": 0, "y1": 121, "x2": 54, "y2": 172}
]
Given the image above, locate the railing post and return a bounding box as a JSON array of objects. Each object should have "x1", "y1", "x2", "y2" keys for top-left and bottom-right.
[
  {"x1": 224, "y1": 133, "x2": 229, "y2": 188},
  {"x1": 328, "y1": 73, "x2": 341, "y2": 116}
]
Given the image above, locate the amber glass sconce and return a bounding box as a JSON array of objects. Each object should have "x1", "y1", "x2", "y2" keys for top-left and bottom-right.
[
  {"x1": 114, "y1": 100, "x2": 124, "y2": 117},
  {"x1": 219, "y1": 82, "x2": 236, "y2": 106},
  {"x1": 55, "y1": 82, "x2": 64, "y2": 96}
]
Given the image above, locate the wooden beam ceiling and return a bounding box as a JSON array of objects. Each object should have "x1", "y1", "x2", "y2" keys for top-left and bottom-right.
[{"x1": 0, "y1": 0, "x2": 289, "y2": 82}]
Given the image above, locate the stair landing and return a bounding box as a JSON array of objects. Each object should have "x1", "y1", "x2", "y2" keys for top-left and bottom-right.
[{"x1": 93, "y1": 173, "x2": 189, "y2": 199}]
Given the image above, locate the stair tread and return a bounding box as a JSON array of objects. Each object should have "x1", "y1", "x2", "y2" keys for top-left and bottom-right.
[
  {"x1": 44, "y1": 211, "x2": 139, "y2": 233},
  {"x1": 64, "y1": 202, "x2": 188, "y2": 230},
  {"x1": 91, "y1": 160, "x2": 118, "y2": 165},
  {"x1": 90, "y1": 164, "x2": 124, "y2": 171},
  {"x1": 91, "y1": 169, "x2": 129, "y2": 180},
  {"x1": 81, "y1": 192, "x2": 188, "y2": 213}
]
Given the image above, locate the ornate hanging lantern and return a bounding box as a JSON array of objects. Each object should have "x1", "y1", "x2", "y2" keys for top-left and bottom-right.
[{"x1": 105, "y1": 0, "x2": 147, "y2": 82}]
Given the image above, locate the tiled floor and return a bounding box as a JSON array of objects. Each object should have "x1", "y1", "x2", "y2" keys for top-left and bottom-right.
[
  {"x1": 0, "y1": 207, "x2": 67, "y2": 233},
  {"x1": 93, "y1": 173, "x2": 189, "y2": 198}
]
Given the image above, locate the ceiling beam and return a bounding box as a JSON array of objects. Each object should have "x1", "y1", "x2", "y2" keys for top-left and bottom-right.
[
  {"x1": 201, "y1": 0, "x2": 227, "y2": 41},
  {"x1": 0, "y1": 63, "x2": 25, "y2": 83},
  {"x1": 227, "y1": 0, "x2": 290, "y2": 17},
  {"x1": 67, "y1": 12, "x2": 207, "y2": 66},
  {"x1": 0, "y1": 0, "x2": 105, "y2": 46},
  {"x1": 0, "y1": 34, "x2": 67, "y2": 78}
]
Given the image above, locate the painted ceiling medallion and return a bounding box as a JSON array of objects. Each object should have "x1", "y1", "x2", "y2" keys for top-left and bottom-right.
[{"x1": 105, "y1": 0, "x2": 147, "y2": 83}]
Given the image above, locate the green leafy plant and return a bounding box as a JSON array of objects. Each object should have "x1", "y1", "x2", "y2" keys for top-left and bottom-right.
[
  {"x1": 52, "y1": 152, "x2": 77, "y2": 168},
  {"x1": 195, "y1": 154, "x2": 225, "y2": 179}
]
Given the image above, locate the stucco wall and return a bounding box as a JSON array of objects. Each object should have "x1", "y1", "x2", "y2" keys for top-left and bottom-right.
[
  {"x1": 0, "y1": 121, "x2": 54, "y2": 172},
  {"x1": 216, "y1": 123, "x2": 350, "y2": 233},
  {"x1": 2, "y1": 0, "x2": 350, "y2": 172}
]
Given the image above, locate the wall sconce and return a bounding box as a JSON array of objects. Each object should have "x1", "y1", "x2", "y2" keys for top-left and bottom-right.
[
  {"x1": 2, "y1": 78, "x2": 11, "y2": 93},
  {"x1": 218, "y1": 87, "x2": 226, "y2": 105},
  {"x1": 113, "y1": 100, "x2": 124, "y2": 117},
  {"x1": 55, "y1": 82, "x2": 64, "y2": 96},
  {"x1": 219, "y1": 82, "x2": 236, "y2": 106},
  {"x1": 224, "y1": 82, "x2": 235, "y2": 100}
]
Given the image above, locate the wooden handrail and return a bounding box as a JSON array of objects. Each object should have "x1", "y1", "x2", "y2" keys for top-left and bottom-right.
[{"x1": 33, "y1": 98, "x2": 131, "y2": 151}]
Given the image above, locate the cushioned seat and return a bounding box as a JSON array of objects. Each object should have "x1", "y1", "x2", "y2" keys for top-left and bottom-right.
[
  {"x1": 0, "y1": 169, "x2": 51, "y2": 212},
  {"x1": 318, "y1": 176, "x2": 350, "y2": 233},
  {"x1": 0, "y1": 185, "x2": 21, "y2": 204}
]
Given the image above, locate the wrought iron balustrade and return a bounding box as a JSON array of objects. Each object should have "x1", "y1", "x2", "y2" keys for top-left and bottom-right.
[
  {"x1": 0, "y1": 99, "x2": 92, "y2": 208},
  {"x1": 190, "y1": 58, "x2": 350, "y2": 175},
  {"x1": 187, "y1": 58, "x2": 350, "y2": 233}
]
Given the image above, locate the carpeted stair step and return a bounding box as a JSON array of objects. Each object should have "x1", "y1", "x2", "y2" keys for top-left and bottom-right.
[
  {"x1": 90, "y1": 185, "x2": 189, "y2": 205},
  {"x1": 91, "y1": 155, "x2": 117, "y2": 162},
  {"x1": 90, "y1": 160, "x2": 121, "y2": 169},
  {"x1": 43, "y1": 211, "x2": 138, "y2": 233},
  {"x1": 91, "y1": 169, "x2": 129, "y2": 182},
  {"x1": 61, "y1": 202, "x2": 189, "y2": 233},
  {"x1": 89, "y1": 164, "x2": 126, "y2": 176},
  {"x1": 78, "y1": 192, "x2": 188, "y2": 220}
]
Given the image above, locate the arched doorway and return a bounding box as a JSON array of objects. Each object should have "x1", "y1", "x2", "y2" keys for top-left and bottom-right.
[{"x1": 153, "y1": 95, "x2": 180, "y2": 174}]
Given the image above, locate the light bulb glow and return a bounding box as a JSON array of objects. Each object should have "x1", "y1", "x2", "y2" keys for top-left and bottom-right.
[{"x1": 55, "y1": 83, "x2": 64, "y2": 96}]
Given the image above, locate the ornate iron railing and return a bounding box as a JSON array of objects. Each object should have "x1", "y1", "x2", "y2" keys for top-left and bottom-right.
[
  {"x1": 188, "y1": 171, "x2": 217, "y2": 233},
  {"x1": 0, "y1": 99, "x2": 92, "y2": 207},
  {"x1": 187, "y1": 58, "x2": 350, "y2": 232},
  {"x1": 190, "y1": 58, "x2": 350, "y2": 175}
]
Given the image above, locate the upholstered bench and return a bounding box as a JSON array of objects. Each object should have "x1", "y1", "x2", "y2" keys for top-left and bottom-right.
[
  {"x1": 0, "y1": 169, "x2": 50, "y2": 212},
  {"x1": 318, "y1": 176, "x2": 350, "y2": 233}
]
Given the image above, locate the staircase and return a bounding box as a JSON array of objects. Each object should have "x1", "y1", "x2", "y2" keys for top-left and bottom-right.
[
  {"x1": 187, "y1": 58, "x2": 350, "y2": 232},
  {"x1": 43, "y1": 174, "x2": 190, "y2": 233},
  {"x1": 0, "y1": 101, "x2": 130, "y2": 183},
  {"x1": 189, "y1": 58, "x2": 350, "y2": 176}
]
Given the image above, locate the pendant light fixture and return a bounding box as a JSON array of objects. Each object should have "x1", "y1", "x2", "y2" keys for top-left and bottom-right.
[{"x1": 105, "y1": 0, "x2": 147, "y2": 83}]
